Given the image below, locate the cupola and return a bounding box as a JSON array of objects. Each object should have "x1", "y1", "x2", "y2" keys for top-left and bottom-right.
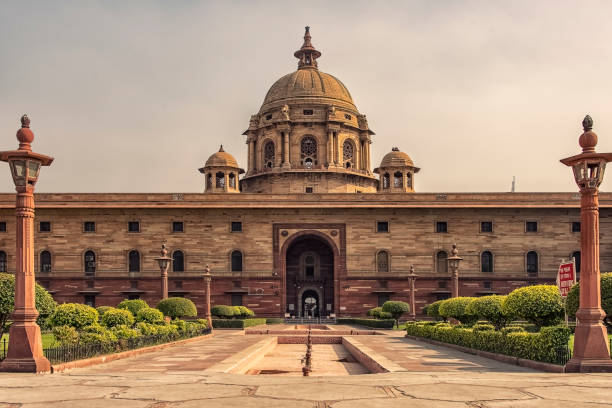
[
  {"x1": 198, "y1": 145, "x2": 244, "y2": 193},
  {"x1": 374, "y1": 147, "x2": 420, "y2": 192}
]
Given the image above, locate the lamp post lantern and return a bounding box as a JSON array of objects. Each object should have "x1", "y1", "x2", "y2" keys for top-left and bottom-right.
[
  {"x1": 407, "y1": 265, "x2": 417, "y2": 321},
  {"x1": 0, "y1": 115, "x2": 53, "y2": 373},
  {"x1": 561, "y1": 115, "x2": 612, "y2": 372},
  {"x1": 447, "y1": 244, "x2": 462, "y2": 298},
  {"x1": 203, "y1": 264, "x2": 213, "y2": 329},
  {"x1": 154, "y1": 243, "x2": 173, "y2": 300}
]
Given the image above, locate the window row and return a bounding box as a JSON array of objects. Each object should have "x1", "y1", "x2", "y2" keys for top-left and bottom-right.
[
  {"x1": 381, "y1": 172, "x2": 413, "y2": 189},
  {"x1": 375, "y1": 220, "x2": 581, "y2": 233},
  {"x1": 31, "y1": 221, "x2": 244, "y2": 233}
]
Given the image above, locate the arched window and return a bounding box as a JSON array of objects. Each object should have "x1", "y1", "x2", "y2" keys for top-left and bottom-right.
[
  {"x1": 526, "y1": 251, "x2": 538, "y2": 275},
  {"x1": 572, "y1": 251, "x2": 581, "y2": 279},
  {"x1": 376, "y1": 250, "x2": 389, "y2": 273},
  {"x1": 481, "y1": 251, "x2": 493, "y2": 273},
  {"x1": 0, "y1": 251, "x2": 6, "y2": 272},
  {"x1": 300, "y1": 137, "x2": 318, "y2": 168},
  {"x1": 393, "y1": 172, "x2": 402, "y2": 187},
  {"x1": 436, "y1": 251, "x2": 448, "y2": 274},
  {"x1": 382, "y1": 173, "x2": 390, "y2": 189},
  {"x1": 407, "y1": 173, "x2": 413, "y2": 188},
  {"x1": 304, "y1": 254, "x2": 316, "y2": 277},
  {"x1": 231, "y1": 250, "x2": 243, "y2": 272},
  {"x1": 264, "y1": 141, "x2": 275, "y2": 168},
  {"x1": 343, "y1": 140, "x2": 354, "y2": 168},
  {"x1": 129, "y1": 250, "x2": 140, "y2": 272},
  {"x1": 84, "y1": 250, "x2": 96, "y2": 276},
  {"x1": 173, "y1": 250, "x2": 184, "y2": 272},
  {"x1": 215, "y1": 172, "x2": 225, "y2": 188},
  {"x1": 40, "y1": 250, "x2": 51, "y2": 273},
  {"x1": 228, "y1": 173, "x2": 236, "y2": 189},
  {"x1": 206, "y1": 174, "x2": 212, "y2": 190}
]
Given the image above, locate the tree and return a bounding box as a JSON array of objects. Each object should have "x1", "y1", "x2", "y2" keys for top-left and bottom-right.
[
  {"x1": 502, "y1": 285, "x2": 564, "y2": 328},
  {"x1": 382, "y1": 300, "x2": 410, "y2": 328},
  {"x1": 438, "y1": 297, "x2": 478, "y2": 325},
  {"x1": 566, "y1": 272, "x2": 612, "y2": 329},
  {"x1": 117, "y1": 299, "x2": 149, "y2": 316},
  {"x1": 157, "y1": 297, "x2": 197, "y2": 319},
  {"x1": 466, "y1": 295, "x2": 514, "y2": 330},
  {"x1": 0, "y1": 273, "x2": 56, "y2": 338}
]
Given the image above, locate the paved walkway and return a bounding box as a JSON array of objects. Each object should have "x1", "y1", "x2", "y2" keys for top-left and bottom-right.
[{"x1": 1, "y1": 328, "x2": 611, "y2": 407}]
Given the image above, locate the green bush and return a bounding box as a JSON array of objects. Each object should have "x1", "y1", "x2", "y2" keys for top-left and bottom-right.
[
  {"x1": 336, "y1": 318, "x2": 395, "y2": 329},
  {"x1": 171, "y1": 319, "x2": 187, "y2": 332},
  {"x1": 378, "y1": 311, "x2": 393, "y2": 319},
  {"x1": 154, "y1": 323, "x2": 179, "y2": 337},
  {"x1": 117, "y1": 299, "x2": 149, "y2": 316},
  {"x1": 79, "y1": 324, "x2": 117, "y2": 344},
  {"x1": 0, "y1": 273, "x2": 57, "y2": 337},
  {"x1": 501, "y1": 326, "x2": 526, "y2": 335},
  {"x1": 382, "y1": 301, "x2": 410, "y2": 327},
  {"x1": 49, "y1": 303, "x2": 98, "y2": 329},
  {"x1": 466, "y1": 295, "x2": 513, "y2": 330},
  {"x1": 503, "y1": 285, "x2": 564, "y2": 328},
  {"x1": 211, "y1": 305, "x2": 235, "y2": 319},
  {"x1": 471, "y1": 322, "x2": 495, "y2": 332},
  {"x1": 112, "y1": 324, "x2": 140, "y2": 340},
  {"x1": 135, "y1": 322, "x2": 159, "y2": 336},
  {"x1": 566, "y1": 272, "x2": 612, "y2": 328},
  {"x1": 426, "y1": 300, "x2": 445, "y2": 321},
  {"x1": 212, "y1": 318, "x2": 267, "y2": 328},
  {"x1": 438, "y1": 297, "x2": 477, "y2": 325},
  {"x1": 265, "y1": 318, "x2": 284, "y2": 324},
  {"x1": 136, "y1": 307, "x2": 164, "y2": 324},
  {"x1": 236, "y1": 306, "x2": 255, "y2": 318},
  {"x1": 96, "y1": 306, "x2": 114, "y2": 317},
  {"x1": 367, "y1": 307, "x2": 382, "y2": 318},
  {"x1": 157, "y1": 297, "x2": 197, "y2": 319},
  {"x1": 52, "y1": 325, "x2": 79, "y2": 345},
  {"x1": 405, "y1": 322, "x2": 571, "y2": 364},
  {"x1": 101, "y1": 308, "x2": 135, "y2": 328},
  {"x1": 195, "y1": 318, "x2": 209, "y2": 328}
]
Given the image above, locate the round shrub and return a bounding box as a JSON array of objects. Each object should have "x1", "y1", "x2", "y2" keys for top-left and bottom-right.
[
  {"x1": 136, "y1": 307, "x2": 164, "y2": 324},
  {"x1": 101, "y1": 308, "x2": 135, "y2": 328},
  {"x1": 566, "y1": 272, "x2": 612, "y2": 327},
  {"x1": 96, "y1": 306, "x2": 114, "y2": 317},
  {"x1": 211, "y1": 305, "x2": 235, "y2": 319},
  {"x1": 367, "y1": 307, "x2": 382, "y2": 318},
  {"x1": 426, "y1": 300, "x2": 445, "y2": 321},
  {"x1": 49, "y1": 303, "x2": 98, "y2": 329},
  {"x1": 52, "y1": 325, "x2": 78, "y2": 345},
  {"x1": 79, "y1": 324, "x2": 117, "y2": 344},
  {"x1": 466, "y1": 295, "x2": 513, "y2": 330},
  {"x1": 378, "y1": 311, "x2": 393, "y2": 319},
  {"x1": 157, "y1": 297, "x2": 197, "y2": 319},
  {"x1": 117, "y1": 299, "x2": 149, "y2": 316},
  {"x1": 502, "y1": 285, "x2": 564, "y2": 328},
  {"x1": 236, "y1": 306, "x2": 255, "y2": 318},
  {"x1": 382, "y1": 301, "x2": 410, "y2": 327},
  {"x1": 438, "y1": 297, "x2": 477, "y2": 325}
]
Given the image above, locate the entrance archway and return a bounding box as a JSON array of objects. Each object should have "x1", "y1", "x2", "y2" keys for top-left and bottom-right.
[{"x1": 283, "y1": 233, "x2": 335, "y2": 317}]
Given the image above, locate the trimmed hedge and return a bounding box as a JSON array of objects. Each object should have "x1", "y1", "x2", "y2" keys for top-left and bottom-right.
[
  {"x1": 265, "y1": 318, "x2": 284, "y2": 324},
  {"x1": 117, "y1": 299, "x2": 149, "y2": 316},
  {"x1": 157, "y1": 297, "x2": 198, "y2": 319},
  {"x1": 382, "y1": 301, "x2": 410, "y2": 326},
  {"x1": 49, "y1": 303, "x2": 98, "y2": 329},
  {"x1": 405, "y1": 321, "x2": 570, "y2": 364},
  {"x1": 136, "y1": 307, "x2": 165, "y2": 324},
  {"x1": 503, "y1": 285, "x2": 564, "y2": 328},
  {"x1": 426, "y1": 300, "x2": 445, "y2": 321},
  {"x1": 466, "y1": 295, "x2": 513, "y2": 330},
  {"x1": 336, "y1": 318, "x2": 395, "y2": 329},
  {"x1": 101, "y1": 308, "x2": 135, "y2": 328},
  {"x1": 438, "y1": 297, "x2": 478, "y2": 325},
  {"x1": 212, "y1": 318, "x2": 266, "y2": 328}
]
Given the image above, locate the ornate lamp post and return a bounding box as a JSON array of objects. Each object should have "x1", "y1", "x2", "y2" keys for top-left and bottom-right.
[
  {"x1": 154, "y1": 243, "x2": 172, "y2": 300},
  {"x1": 203, "y1": 264, "x2": 213, "y2": 329},
  {"x1": 561, "y1": 115, "x2": 612, "y2": 372},
  {"x1": 407, "y1": 265, "x2": 418, "y2": 320},
  {"x1": 447, "y1": 244, "x2": 462, "y2": 298},
  {"x1": 0, "y1": 115, "x2": 53, "y2": 373}
]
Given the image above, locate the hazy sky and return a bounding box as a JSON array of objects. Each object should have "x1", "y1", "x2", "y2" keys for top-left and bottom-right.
[{"x1": 1, "y1": 1, "x2": 611, "y2": 193}]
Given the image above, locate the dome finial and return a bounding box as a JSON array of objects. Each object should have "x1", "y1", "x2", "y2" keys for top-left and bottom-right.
[
  {"x1": 582, "y1": 115, "x2": 593, "y2": 131},
  {"x1": 579, "y1": 114, "x2": 598, "y2": 152},
  {"x1": 294, "y1": 26, "x2": 321, "y2": 70},
  {"x1": 219, "y1": 144, "x2": 224, "y2": 152}
]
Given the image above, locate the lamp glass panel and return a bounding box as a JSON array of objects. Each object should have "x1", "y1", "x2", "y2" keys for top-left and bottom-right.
[
  {"x1": 11, "y1": 160, "x2": 26, "y2": 185},
  {"x1": 27, "y1": 160, "x2": 40, "y2": 180}
]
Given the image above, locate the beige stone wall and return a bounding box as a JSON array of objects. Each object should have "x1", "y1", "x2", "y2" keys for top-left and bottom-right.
[{"x1": 241, "y1": 172, "x2": 378, "y2": 194}]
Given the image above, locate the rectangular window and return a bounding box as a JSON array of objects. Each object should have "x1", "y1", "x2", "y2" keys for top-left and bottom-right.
[
  {"x1": 83, "y1": 221, "x2": 95, "y2": 232},
  {"x1": 231, "y1": 221, "x2": 242, "y2": 232},
  {"x1": 39, "y1": 221, "x2": 51, "y2": 232},
  {"x1": 128, "y1": 221, "x2": 140, "y2": 232},
  {"x1": 572, "y1": 221, "x2": 581, "y2": 233},
  {"x1": 0, "y1": 222, "x2": 5, "y2": 232},
  {"x1": 265, "y1": 114, "x2": 272, "y2": 120},
  {"x1": 525, "y1": 221, "x2": 538, "y2": 232},
  {"x1": 438, "y1": 281, "x2": 447, "y2": 289},
  {"x1": 303, "y1": 109, "x2": 314, "y2": 115},
  {"x1": 436, "y1": 221, "x2": 447, "y2": 233},
  {"x1": 377, "y1": 294, "x2": 390, "y2": 307},
  {"x1": 173, "y1": 221, "x2": 184, "y2": 232},
  {"x1": 376, "y1": 221, "x2": 389, "y2": 233},
  {"x1": 84, "y1": 295, "x2": 96, "y2": 308},
  {"x1": 231, "y1": 294, "x2": 243, "y2": 306},
  {"x1": 128, "y1": 294, "x2": 140, "y2": 300},
  {"x1": 480, "y1": 221, "x2": 493, "y2": 233},
  {"x1": 305, "y1": 187, "x2": 313, "y2": 193},
  {"x1": 483, "y1": 281, "x2": 492, "y2": 290}
]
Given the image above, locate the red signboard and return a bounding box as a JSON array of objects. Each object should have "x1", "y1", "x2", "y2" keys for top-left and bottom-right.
[{"x1": 557, "y1": 261, "x2": 576, "y2": 297}]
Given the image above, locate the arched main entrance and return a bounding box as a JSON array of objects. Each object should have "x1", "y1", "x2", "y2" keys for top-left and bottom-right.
[{"x1": 284, "y1": 234, "x2": 334, "y2": 317}]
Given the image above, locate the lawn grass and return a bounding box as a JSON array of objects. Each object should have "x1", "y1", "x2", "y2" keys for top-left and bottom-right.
[{"x1": 1, "y1": 333, "x2": 57, "y2": 349}]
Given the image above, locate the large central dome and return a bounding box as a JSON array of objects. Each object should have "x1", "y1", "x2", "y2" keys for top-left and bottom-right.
[{"x1": 260, "y1": 70, "x2": 356, "y2": 113}]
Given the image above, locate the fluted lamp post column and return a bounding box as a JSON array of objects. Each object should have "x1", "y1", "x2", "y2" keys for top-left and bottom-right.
[
  {"x1": 0, "y1": 115, "x2": 53, "y2": 373},
  {"x1": 407, "y1": 265, "x2": 418, "y2": 321},
  {"x1": 154, "y1": 244, "x2": 172, "y2": 300},
  {"x1": 203, "y1": 264, "x2": 213, "y2": 329},
  {"x1": 447, "y1": 244, "x2": 462, "y2": 298},
  {"x1": 561, "y1": 115, "x2": 612, "y2": 372}
]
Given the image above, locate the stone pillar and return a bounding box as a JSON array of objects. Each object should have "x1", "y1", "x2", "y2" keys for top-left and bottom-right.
[
  {"x1": 248, "y1": 139, "x2": 254, "y2": 173},
  {"x1": 334, "y1": 133, "x2": 339, "y2": 165},
  {"x1": 366, "y1": 141, "x2": 371, "y2": 172},
  {"x1": 282, "y1": 133, "x2": 290, "y2": 169},
  {"x1": 408, "y1": 265, "x2": 417, "y2": 321},
  {"x1": 203, "y1": 265, "x2": 213, "y2": 329},
  {"x1": 0, "y1": 189, "x2": 50, "y2": 373},
  {"x1": 327, "y1": 131, "x2": 333, "y2": 167}
]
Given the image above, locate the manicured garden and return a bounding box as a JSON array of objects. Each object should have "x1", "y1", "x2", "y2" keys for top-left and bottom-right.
[{"x1": 211, "y1": 304, "x2": 266, "y2": 328}]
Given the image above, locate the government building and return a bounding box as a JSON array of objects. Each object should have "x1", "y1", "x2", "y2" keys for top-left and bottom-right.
[{"x1": 0, "y1": 28, "x2": 608, "y2": 318}]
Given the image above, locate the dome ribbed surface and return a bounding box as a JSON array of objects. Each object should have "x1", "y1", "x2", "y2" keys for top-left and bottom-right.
[
  {"x1": 205, "y1": 149, "x2": 239, "y2": 168},
  {"x1": 380, "y1": 150, "x2": 414, "y2": 168}
]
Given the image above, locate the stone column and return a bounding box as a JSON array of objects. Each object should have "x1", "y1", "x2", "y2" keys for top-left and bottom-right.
[
  {"x1": 327, "y1": 131, "x2": 333, "y2": 167},
  {"x1": 203, "y1": 265, "x2": 213, "y2": 330},
  {"x1": 334, "y1": 133, "x2": 339, "y2": 165},
  {"x1": 0, "y1": 189, "x2": 50, "y2": 373},
  {"x1": 283, "y1": 133, "x2": 290, "y2": 168},
  {"x1": 408, "y1": 265, "x2": 417, "y2": 321},
  {"x1": 248, "y1": 139, "x2": 254, "y2": 173},
  {"x1": 366, "y1": 141, "x2": 371, "y2": 172}
]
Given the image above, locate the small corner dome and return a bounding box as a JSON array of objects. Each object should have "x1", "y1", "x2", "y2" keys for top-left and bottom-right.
[
  {"x1": 204, "y1": 145, "x2": 242, "y2": 170},
  {"x1": 379, "y1": 147, "x2": 414, "y2": 168}
]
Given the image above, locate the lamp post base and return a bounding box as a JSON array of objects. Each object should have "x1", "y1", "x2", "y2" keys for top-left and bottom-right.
[
  {"x1": 565, "y1": 358, "x2": 612, "y2": 373},
  {"x1": 0, "y1": 324, "x2": 50, "y2": 373},
  {"x1": 0, "y1": 356, "x2": 51, "y2": 373}
]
